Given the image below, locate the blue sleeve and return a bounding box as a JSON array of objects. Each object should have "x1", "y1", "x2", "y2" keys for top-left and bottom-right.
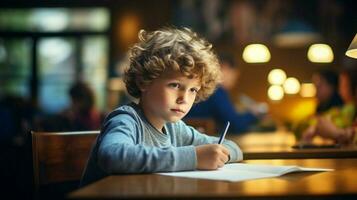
[
  {"x1": 173, "y1": 121, "x2": 243, "y2": 162},
  {"x1": 96, "y1": 115, "x2": 196, "y2": 174},
  {"x1": 210, "y1": 88, "x2": 257, "y2": 133}
]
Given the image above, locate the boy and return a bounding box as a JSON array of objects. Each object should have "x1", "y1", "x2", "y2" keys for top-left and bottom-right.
[{"x1": 80, "y1": 27, "x2": 243, "y2": 187}]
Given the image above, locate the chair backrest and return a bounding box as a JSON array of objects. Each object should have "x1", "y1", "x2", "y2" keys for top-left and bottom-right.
[
  {"x1": 184, "y1": 118, "x2": 217, "y2": 136},
  {"x1": 31, "y1": 130, "x2": 99, "y2": 191}
]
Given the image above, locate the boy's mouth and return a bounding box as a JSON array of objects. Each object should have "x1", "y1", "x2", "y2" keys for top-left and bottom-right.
[{"x1": 171, "y1": 108, "x2": 185, "y2": 114}]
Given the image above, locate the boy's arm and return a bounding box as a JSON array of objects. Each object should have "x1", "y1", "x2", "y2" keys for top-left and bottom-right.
[
  {"x1": 175, "y1": 121, "x2": 243, "y2": 162},
  {"x1": 97, "y1": 115, "x2": 197, "y2": 174}
]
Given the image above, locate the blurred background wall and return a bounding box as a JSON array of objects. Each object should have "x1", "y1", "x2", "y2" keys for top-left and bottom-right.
[
  {"x1": 0, "y1": 0, "x2": 356, "y2": 199},
  {"x1": 1, "y1": 0, "x2": 356, "y2": 127}
]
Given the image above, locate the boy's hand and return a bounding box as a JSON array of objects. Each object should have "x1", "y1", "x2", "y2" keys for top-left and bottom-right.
[{"x1": 195, "y1": 144, "x2": 230, "y2": 170}]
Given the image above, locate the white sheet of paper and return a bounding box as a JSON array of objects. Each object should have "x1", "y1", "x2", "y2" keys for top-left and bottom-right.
[{"x1": 158, "y1": 163, "x2": 333, "y2": 182}]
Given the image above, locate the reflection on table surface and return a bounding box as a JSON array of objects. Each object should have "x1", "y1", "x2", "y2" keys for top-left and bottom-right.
[
  {"x1": 68, "y1": 158, "x2": 357, "y2": 200},
  {"x1": 227, "y1": 131, "x2": 357, "y2": 159}
]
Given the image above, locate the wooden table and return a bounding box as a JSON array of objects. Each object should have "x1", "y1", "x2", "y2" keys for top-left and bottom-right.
[
  {"x1": 228, "y1": 131, "x2": 357, "y2": 159},
  {"x1": 68, "y1": 158, "x2": 357, "y2": 200}
]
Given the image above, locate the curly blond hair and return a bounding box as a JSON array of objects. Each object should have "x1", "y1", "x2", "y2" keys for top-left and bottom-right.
[{"x1": 124, "y1": 27, "x2": 221, "y2": 102}]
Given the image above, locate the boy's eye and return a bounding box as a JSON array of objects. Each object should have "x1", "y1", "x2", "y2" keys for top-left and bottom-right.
[
  {"x1": 168, "y1": 83, "x2": 180, "y2": 88},
  {"x1": 190, "y1": 88, "x2": 199, "y2": 93}
]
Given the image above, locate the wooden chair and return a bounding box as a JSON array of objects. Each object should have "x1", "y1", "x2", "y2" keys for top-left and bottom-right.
[
  {"x1": 184, "y1": 118, "x2": 217, "y2": 136},
  {"x1": 31, "y1": 130, "x2": 99, "y2": 199}
]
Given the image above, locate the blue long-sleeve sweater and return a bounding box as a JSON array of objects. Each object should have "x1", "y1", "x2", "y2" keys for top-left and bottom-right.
[
  {"x1": 186, "y1": 87, "x2": 257, "y2": 134},
  {"x1": 80, "y1": 103, "x2": 243, "y2": 187}
]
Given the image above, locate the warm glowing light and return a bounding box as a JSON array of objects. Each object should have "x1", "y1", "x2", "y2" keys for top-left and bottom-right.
[
  {"x1": 346, "y1": 34, "x2": 357, "y2": 59},
  {"x1": 242, "y1": 44, "x2": 271, "y2": 63},
  {"x1": 268, "y1": 69, "x2": 287, "y2": 85},
  {"x1": 117, "y1": 13, "x2": 141, "y2": 46},
  {"x1": 268, "y1": 85, "x2": 284, "y2": 101},
  {"x1": 283, "y1": 77, "x2": 300, "y2": 94},
  {"x1": 307, "y1": 44, "x2": 334, "y2": 63},
  {"x1": 300, "y1": 83, "x2": 316, "y2": 97},
  {"x1": 289, "y1": 99, "x2": 316, "y2": 122}
]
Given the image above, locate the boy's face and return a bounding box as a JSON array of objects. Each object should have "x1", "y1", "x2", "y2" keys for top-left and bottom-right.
[{"x1": 139, "y1": 70, "x2": 201, "y2": 130}]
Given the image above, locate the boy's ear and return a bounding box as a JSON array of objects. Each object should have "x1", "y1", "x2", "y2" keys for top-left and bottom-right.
[{"x1": 136, "y1": 78, "x2": 146, "y2": 92}]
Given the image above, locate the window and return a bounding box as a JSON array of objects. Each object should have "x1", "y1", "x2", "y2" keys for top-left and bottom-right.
[
  {"x1": 0, "y1": 7, "x2": 110, "y2": 114},
  {"x1": 0, "y1": 8, "x2": 109, "y2": 32},
  {"x1": 82, "y1": 36, "x2": 108, "y2": 111},
  {"x1": 38, "y1": 38, "x2": 76, "y2": 113},
  {"x1": 0, "y1": 39, "x2": 31, "y2": 98}
]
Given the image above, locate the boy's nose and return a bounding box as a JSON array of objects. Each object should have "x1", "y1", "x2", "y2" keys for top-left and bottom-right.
[{"x1": 177, "y1": 91, "x2": 188, "y2": 104}]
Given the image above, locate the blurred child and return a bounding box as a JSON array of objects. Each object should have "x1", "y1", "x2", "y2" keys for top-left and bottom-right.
[
  {"x1": 293, "y1": 69, "x2": 344, "y2": 139},
  {"x1": 313, "y1": 69, "x2": 343, "y2": 114},
  {"x1": 80, "y1": 27, "x2": 243, "y2": 186},
  {"x1": 301, "y1": 69, "x2": 357, "y2": 145},
  {"x1": 186, "y1": 52, "x2": 267, "y2": 133},
  {"x1": 61, "y1": 81, "x2": 101, "y2": 131}
]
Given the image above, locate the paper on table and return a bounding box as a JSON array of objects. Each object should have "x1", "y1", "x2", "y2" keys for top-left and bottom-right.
[{"x1": 158, "y1": 163, "x2": 333, "y2": 182}]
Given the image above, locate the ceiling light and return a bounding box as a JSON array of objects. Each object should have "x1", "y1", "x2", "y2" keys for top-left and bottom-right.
[{"x1": 242, "y1": 44, "x2": 271, "y2": 63}]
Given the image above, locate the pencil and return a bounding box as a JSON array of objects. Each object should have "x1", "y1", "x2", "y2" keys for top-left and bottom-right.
[{"x1": 218, "y1": 121, "x2": 230, "y2": 144}]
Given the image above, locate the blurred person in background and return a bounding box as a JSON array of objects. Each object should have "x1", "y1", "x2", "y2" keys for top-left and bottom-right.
[
  {"x1": 334, "y1": 69, "x2": 356, "y2": 126},
  {"x1": 293, "y1": 69, "x2": 345, "y2": 139},
  {"x1": 61, "y1": 81, "x2": 102, "y2": 131},
  {"x1": 37, "y1": 81, "x2": 102, "y2": 131},
  {"x1": 313, "y1": 69, "x2": 344, "y2": 114},
  {"x1": 301, "y1": 68, "x2": 357, "y2": 145},
  {"x1": 185, "y1": 52, "x2": 268, "y2": 134}
]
